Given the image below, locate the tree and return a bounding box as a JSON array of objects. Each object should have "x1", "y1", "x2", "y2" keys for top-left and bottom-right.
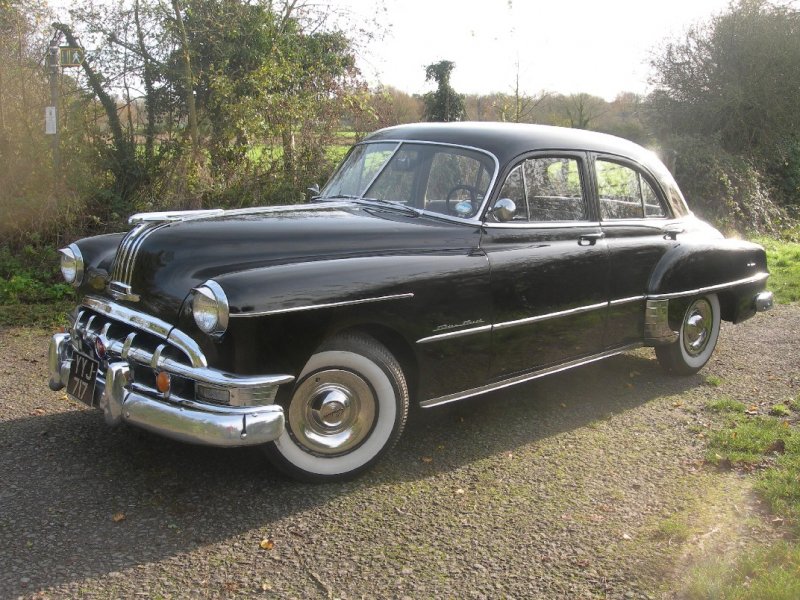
[
  {"x1": 422, "y1": 60, "x2": 465, "y2": 122},
  {"x1": 54, "y1": 0, "x2": 363, "y2": 212},
  {"x1": 0, "y1": 0, "x2": 57, "y2": 227},
  {"x1": 560, "y1": 93, "x2": 607, "y2": 130},
  {"x1": 648, "y1": 0, "x2": 800, "y2": 205}
]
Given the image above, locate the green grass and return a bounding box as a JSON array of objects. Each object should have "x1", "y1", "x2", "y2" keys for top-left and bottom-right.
[
  {"x1": 706, "y1": 397, "x2": 746, "y2": 413},
  {"x1": 752, "y1": 236, "x2": 800, "y2": 304},
  {"x1": 771, "y1": 404, "x2": 792, "y2": 417},
  {"x1": 653, "y1": 514, "x2": 692, "y2": 542},
  {"x1": 688, "y1": 406, "x2": 800, "y2": 598},
  {"x1": 685, "y1": 541, "x2": 800, "y2": 600},
  {"x1": 706, "y1": 416, "x2": 796, "y2": 466},
  {"x1": 705, "y1": 374, "x2": 723, "y2": 387}
]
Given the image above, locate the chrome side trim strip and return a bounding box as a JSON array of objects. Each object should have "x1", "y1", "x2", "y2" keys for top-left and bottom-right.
[
  {"x1": 609, "y1": 295, "x2": 646, "y2": 306},
  {"x1": 647, "y1": 272, "x2": 769, "y2": 300},
  {"x1": 481, "y1": 221, "x2": 601, "y2": 230},
  {"x1": 231, "y1": 293, "x2": 415, "y2": 318},
  {"x1": 81, "y1": 296, "x2": 207, "y2": 368},
  {"x1": 417, "y1": 324, "x2": 493, "y2": 344},
  {"x1": 493, "y1": 301, "x2": 608, "y2": 331},
  {"x1": 420, "y1": 343, "x2": 642, "y2": 408}
]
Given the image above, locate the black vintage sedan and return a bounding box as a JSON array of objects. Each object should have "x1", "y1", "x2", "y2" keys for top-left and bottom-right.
[{"x1": 49, "y1": 123, "x2": 773, "y2": 481}]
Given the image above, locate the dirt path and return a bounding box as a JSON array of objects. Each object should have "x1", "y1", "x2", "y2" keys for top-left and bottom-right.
[{"x1": 0, "y1": 306, "x2": 797, "y2": 599}]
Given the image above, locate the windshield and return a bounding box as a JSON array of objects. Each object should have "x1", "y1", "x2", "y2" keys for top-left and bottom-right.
[{"x1": 320, "y1": 141, "x2": 496, "y2": 219}]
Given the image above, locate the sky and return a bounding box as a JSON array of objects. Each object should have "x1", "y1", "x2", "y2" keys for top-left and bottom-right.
[
  {"x1": 335, "y1": 0, "x2": 735, "y2": 100},
  {"x1": 49, "y1": 0, "x2": 737, "y2": 100}
]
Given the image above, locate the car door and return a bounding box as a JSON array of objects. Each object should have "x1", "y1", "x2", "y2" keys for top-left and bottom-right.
[
  {"x1": 481, "y1": 153, "x2": 610, "y2": 379},
  {"x1": 592, "y1": 155, "x2": 680, "y2": 347}
]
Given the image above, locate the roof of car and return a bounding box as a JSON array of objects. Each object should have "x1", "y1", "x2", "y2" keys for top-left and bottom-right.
[{"x1": 363, "y1": 122, "x2": 653, "y2": 167}]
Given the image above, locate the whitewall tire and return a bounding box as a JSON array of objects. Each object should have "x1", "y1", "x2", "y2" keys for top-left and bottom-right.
[
  {"x1": 265, "y1": 333, "x2": 409, "y2": 482},
  {"x1": 656, "y1": 294, "x2": 721, "y2": 375}
]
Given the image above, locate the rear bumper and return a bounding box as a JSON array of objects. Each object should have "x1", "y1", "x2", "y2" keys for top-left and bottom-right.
[
  {"x1": 49, "y1": 333, "x2": 287, "y2": 447},
  {"x1": 754, "y1": 290, "x2": 774, "y2": 312}
]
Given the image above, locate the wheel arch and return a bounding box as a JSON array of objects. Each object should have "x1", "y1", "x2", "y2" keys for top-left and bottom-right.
[{"x1": 327, "y1": 323, "x2": 419, "y2": 403}]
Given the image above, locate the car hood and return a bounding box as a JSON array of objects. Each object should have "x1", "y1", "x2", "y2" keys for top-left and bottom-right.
[{"x1": 106, "y1": 202, "x2": 478, "y2": 323}]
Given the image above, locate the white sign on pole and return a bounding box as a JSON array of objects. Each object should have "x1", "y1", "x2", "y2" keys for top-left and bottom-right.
[{"x1": 45, "y1": 106, "x2": 57, "y2": 135}]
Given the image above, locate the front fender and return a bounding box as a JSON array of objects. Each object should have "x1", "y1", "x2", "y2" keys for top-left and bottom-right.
[
  {"x1": 188, "y1": 252, "x2": 493, "y2": 401},
  {"x1": 70, "y1": 233, "x2": 125, "y2": 295}
]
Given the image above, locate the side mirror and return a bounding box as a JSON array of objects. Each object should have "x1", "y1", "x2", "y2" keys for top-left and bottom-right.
[
  {"x1": 491, "y1": 198, "x2": 517, "y2": 222},
  {"x1": 307, "y1": 183, "x2": 321, "y2": 200}
]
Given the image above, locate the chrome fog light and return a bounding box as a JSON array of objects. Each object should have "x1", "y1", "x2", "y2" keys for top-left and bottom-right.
[
  {"x1": 59, "y1": 244, "x2": 84, "y2": 286},
  {"x1": 192, "y1": 280, "x2": 229, "y2": 337}
]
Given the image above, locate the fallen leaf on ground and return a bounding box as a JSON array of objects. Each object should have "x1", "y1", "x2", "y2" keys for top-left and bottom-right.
[
  {"x1": 259, "y1": 539, "x2": 275, "y2": 550},
  {"x1": 112, "y1": 512, "x2": 126, "y2": 523},
  {"x1": 421, "y1": 456, "x2": 433, "y2": 463}
]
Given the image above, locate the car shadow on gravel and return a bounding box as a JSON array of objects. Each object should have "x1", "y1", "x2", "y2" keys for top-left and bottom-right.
[{"x1": 0, "y1": 349, "x2": 700, "y2": 596}]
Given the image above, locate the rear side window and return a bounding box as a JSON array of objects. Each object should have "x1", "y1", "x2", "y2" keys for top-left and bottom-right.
[
  {"x1": 596, "y1": 160, "x2": 667, "y2": 219},
  {"x1": 494, "y1": 156, "x2": 587, "y2": 222}
]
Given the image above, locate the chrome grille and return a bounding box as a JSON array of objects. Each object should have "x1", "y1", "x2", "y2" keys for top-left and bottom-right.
[{"x1": 71, "y1": 307, "x2": 194, "y2": 369}]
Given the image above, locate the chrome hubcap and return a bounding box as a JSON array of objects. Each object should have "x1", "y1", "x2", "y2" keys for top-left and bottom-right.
[
  {"x1": 288, "y1": 369, "x2": 376, "y2": 456},
  {"x1": 682, "y1": 299, "x2": 713, "y2": 357}
]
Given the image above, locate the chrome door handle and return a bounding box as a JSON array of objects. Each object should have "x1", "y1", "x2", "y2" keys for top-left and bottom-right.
[
  {"x1": 578, "y1": 232, "x2": 605, "y2": 246},
  {"x1": 662, "y1": 224, "x2": 685, "y2": 240}
]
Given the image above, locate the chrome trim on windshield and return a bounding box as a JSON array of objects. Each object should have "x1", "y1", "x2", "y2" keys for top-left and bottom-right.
[
  {"x1": 420, "y1": 343, "x2": 642, "y2": 408},
  {"x1": 647, "y1": 272, "x2": 769, "y2": 300},
  {"x1": 231, "y1": 293, "x2": 415, "y2": 318}
]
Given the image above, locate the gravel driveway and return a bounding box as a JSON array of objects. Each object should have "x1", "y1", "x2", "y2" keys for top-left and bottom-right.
[{"x1": 1, "y1": 306, "x2": 798, "y2": 599}]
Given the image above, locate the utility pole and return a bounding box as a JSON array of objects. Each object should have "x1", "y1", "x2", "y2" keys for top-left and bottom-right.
[{"x1": 47, "y1": 37, "x2": 60, "y2": 172}]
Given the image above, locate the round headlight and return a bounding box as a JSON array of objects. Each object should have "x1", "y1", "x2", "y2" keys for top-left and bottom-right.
[
  {"x1": 59, "y1": 244, "x2": 84, "y2": 287},
  {"x1": 192, "y1": 281, "x2": 229, "y2": 337}
]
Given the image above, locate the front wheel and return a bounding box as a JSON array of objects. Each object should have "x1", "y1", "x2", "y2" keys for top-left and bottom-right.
[
  {"x1": 655, "y1": 294, "x2": 721, "y2": 375},
  {"x1": 264, "y1": 333, "x2": 409, "y2": 482}
]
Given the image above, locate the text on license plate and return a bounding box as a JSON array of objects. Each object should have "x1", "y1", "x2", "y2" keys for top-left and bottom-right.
[{"x1": 68, "y1": 352, "x2": 99, "y2": 406}]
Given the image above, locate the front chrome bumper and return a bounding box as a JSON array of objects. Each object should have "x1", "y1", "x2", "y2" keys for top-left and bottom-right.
[{"x1": 49, "y1": 332, "x2": 289, "y2": 447}]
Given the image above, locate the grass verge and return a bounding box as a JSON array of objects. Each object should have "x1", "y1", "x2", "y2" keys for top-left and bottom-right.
[
  {"x1": 0, "y1": 301, "x2": 73, "y2": 329},
  {"x1": 751, "y1": 235, "x2": 800, "y2": 304},
  {"x1": 686, "y1": 398, "x2": 800, "y2": 598}
]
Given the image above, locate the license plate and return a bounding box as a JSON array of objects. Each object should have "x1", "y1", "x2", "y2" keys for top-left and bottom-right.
[{"x1": 67, "y1": 351, "x2": 100, "y2": 407}]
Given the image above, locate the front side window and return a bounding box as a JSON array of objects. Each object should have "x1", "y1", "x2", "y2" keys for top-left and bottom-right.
[
  {"x1": 492, "y1": 156, "x2": 587, "y2": 222},
  {"x1": 596, "y1": 160, "x2": 667, "y2": 220}
]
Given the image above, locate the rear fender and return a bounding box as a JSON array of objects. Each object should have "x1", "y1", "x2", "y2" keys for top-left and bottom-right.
[{"x1": 647, "y1": 238, "x2": 769, "y2": 326}]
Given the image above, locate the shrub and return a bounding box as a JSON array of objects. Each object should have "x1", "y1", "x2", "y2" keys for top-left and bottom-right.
[{"x1": 663, "y1": 135, "x2": 786, "y2": 234}]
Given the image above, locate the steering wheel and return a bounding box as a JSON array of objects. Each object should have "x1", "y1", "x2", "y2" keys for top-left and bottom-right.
[{"x1": 445, "y1": 185, "x2": 478, "y2": 216}]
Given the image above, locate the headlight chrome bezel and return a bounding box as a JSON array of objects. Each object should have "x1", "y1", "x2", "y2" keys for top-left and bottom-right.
[
  {"x1": 59, "y1": 244, "x2": 84, "y2": 287},
  {"x1": 191, "y1": 280, "x2": 229, "y2": 338}
]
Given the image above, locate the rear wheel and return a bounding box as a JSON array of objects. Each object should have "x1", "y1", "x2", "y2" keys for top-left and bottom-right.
[
  {"x1": 265, "y1": 333, "x2": 409, "y2": 482},
  {"x1": 655, "y1": 294, "x2": 721, "y2": 375}
]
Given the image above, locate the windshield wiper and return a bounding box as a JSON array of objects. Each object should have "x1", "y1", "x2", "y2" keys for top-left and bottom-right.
[{"x1": 318, "y1": 195, "x2": 420, "y2": 216}]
